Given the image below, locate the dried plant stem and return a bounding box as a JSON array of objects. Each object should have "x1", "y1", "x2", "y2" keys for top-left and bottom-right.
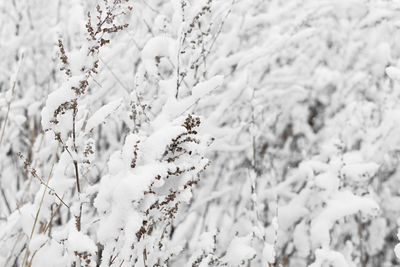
[
  {"x1": 43, "y1": 194, "x2": 64, "y2": 234},
  {"x1": 75, "y1": 202, "x2": 82, "y2": 232},
  {"x1": 21, "y1": 144, "x2": 59, "y2": 267},
  {"x1": 99, "y1": 57, "x2": 130, "y2": 94},
  {"x1": 16, "y1": 152, "x2": 69, "y2": 209},
  {"x1": 0, "y1": 52, "x2": 23, "y2": 147},
  {"x1": 3, "y1": 231, "x2": 23, "y2": 267},
  {"x1": 0, "y1": 79, "x2": 16, "y2": 147},
  {"x1": 0, "y1": 187, "x2": 11, "y2": 214},
  {"x1": 72, "y1": 103, "x2": 81, "y2": 194},
  {"x1": 73, "y1": 160, "x2": 80, "y2": 194},
  {"x1": 54, "y1": 134, "x2": 80, "y2": 195},
  {"x1": 0, "y1": 98, "x2": 11, "y2": 147}
]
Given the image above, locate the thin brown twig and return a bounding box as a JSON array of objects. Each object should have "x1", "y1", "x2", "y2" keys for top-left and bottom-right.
[
  {"x1": 17, "y1": 152, "x2": 69, "y2": 209},
  {"x1": 22, "y1": 143, "x2": 60, "y2": 267},
  {"x1": 0, "y1": 187, "x2": 11, "y2": 214},
  {"x1": 43, "y1": 195, "x2": 64, "y2": 234}
]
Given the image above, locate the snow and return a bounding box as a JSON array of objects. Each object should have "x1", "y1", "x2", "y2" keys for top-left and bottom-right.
[
  {"x1": 386, "y1": 66, "x2": 400, "y2": 81},
  {"x1": 314, "y1": 172, "x2": 340, "y2": 193},
  {"x1": 141, "y1": 36, "x2": 177, "y2": 76},
  {"x1": 196, "y1": 232, "x2": 215, "y2": 253},
  {"x1": 68, "y1": 228, "x2": 97, "y2": 254},
  {"x1": 278, "y1": 202, "x2": 308, "y2": 230},
  {"x1": 293, "y1": 221, "x2": 310, "y2": 258},
  {"x1": 310, "y1": 191, "x2": 379, "y2": 248},
  {"x1": 342, "y1": 162, "x2": 379, "y2": 180},
  {"x1": 262, "y1": 242, "x2": 275, "y2": 264},
  {"x1": 41, "y1": 78, "x2": 78, "y2": 131},
  {"x1": 86, "y1": 98, "x2": 122, "y2": 132},
  {"x1": 191, "y1": 75, "x2": 224, "y2": 99},
  {"x1": 152, "y1": 76, "x2": 224, "y2": 128},
  {"x1": 309, "y1": 248, "x2": 349, "y2": 267},
  {"x1": 224, "y1": 235, "x2": 256, "y2": 266}
]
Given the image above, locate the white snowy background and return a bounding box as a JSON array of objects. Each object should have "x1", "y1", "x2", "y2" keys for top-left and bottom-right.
[{"x1": 1, "y1": 0, "x2": 400, "y2": 266}]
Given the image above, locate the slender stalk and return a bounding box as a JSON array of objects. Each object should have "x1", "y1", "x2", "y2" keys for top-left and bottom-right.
[
  {"x1": 0, "y1": 76, "x2": 17, "y2": 147},
  {"x1": 72, "y1": 100, "x2": 80, "y2": 194},
  {"x1": 0, "y1": 187, "x2": 11, "y2": 214},
  {"x1": 43, "y1": 195, "x2": 64, "y2": 234},
  {"x1": 73, "y1": 160, "x2": 80, "y2": 194},
  {"x1": 21, "y1": 144, "x2": 59, "y2": 266},
  {"x1": 0, "y1": 51, "x2": 23, "y2": 147},
  {"x1": 75, "y1": 202, "x2": 82, "y2": 232},
  {"x1": 0, "y1": 98, "x2": 12, "y2": 147}
]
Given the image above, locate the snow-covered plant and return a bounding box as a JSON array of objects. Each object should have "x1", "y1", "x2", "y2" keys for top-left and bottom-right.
[
  {"x1": 94, "y1": 114, "x2": 211, "y2": 266},
  {"x1": 4, "y1": 0, "x2": 400, "y2": 266}
]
